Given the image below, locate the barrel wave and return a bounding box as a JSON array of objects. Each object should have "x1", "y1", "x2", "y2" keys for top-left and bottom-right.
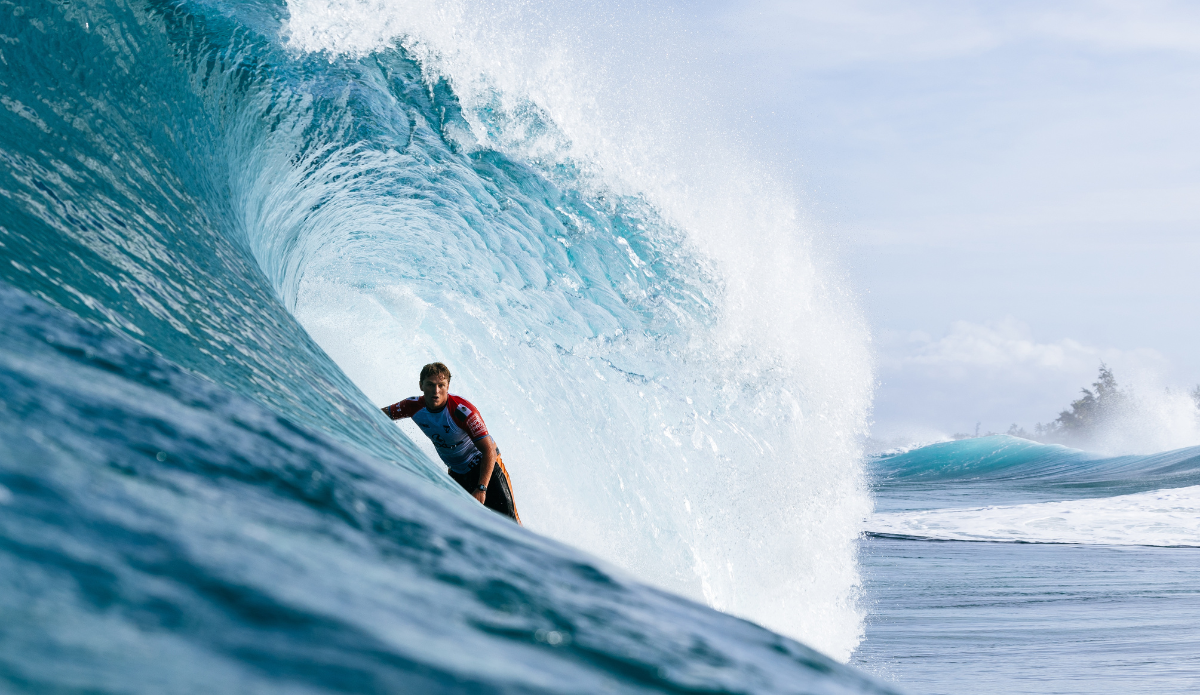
[{"x1": 0, "y1": 0, "x2": 883, "y2": 692}]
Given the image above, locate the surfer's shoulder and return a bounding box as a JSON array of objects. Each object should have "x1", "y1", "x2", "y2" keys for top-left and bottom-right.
[
  {"x1": 385, "y1": 396, "x2": 426, "y2": 420},
  {"x1": 447, "y1": 394, "x2": 477, "y2": 410},
  {"x1": 447, "y1": 395, "x2": 489, "y2": 439}
]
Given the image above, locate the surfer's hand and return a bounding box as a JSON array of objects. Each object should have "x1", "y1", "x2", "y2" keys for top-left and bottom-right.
[{"x1": 472, "y1": 490, "x2": 487, "y2": 504}]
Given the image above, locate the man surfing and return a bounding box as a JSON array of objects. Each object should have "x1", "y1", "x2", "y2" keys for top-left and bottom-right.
[{"x1": 381, "y1": 362, "x2": 520, "y2": 524}]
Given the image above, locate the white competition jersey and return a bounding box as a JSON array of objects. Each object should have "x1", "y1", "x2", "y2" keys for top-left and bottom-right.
[{"x1": 384, "y1": 394, "x2": 491, "y2": 473}]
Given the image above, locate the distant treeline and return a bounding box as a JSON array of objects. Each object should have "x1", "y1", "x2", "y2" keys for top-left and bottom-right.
[{"x1": 954, "y1": 365, "x2": 1200, "y2": 443}]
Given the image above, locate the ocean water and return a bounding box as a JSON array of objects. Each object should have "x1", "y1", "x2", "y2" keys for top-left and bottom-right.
[
  {"x1": 855, "y1": 436, "x2": 1200, "y2": 694},
  {"x1": 0, "y1": 0, "x2": 887, "y2": 692},
  {"x1": 12, "y1": 2, "x2": 1192, "y2": 693}
]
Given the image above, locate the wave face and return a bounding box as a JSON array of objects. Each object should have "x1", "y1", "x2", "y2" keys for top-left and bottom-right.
[
  {"x1": 867, "y1": 435, "x2": 1200, "y2": 546},
  {"x1": 0, "y1": 0, "x2": 879, "y2": 689}
]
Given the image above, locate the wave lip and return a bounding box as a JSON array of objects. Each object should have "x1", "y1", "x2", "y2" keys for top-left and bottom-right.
[{"x1": 867, "y1": 485, "x2": 1200, "y2": 547}]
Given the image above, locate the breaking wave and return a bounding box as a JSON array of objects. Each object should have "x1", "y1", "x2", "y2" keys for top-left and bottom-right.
[{"x1": 0, "y1": 0, "x2": 882, "y2": 689}]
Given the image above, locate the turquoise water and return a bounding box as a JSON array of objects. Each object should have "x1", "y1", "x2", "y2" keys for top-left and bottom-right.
[{"x1": 871, "y1": 436, "x2": 1200, "y2": 510}]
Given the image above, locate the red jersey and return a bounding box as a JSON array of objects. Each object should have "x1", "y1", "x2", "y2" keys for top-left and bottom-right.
[{"x1": 383, "y1": 394, "x2": 492, "y2": 473}]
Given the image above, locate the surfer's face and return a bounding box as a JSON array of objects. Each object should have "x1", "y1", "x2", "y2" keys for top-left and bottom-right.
[{"x1": 420, "y1": 375, "x2": 450, "y2": 410}]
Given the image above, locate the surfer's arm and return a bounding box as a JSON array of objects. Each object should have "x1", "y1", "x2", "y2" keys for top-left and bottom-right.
[
  {"x1": 447, "y1": 396, "x2": 495, "y2": 504},
  {"x1": 382, "y1": 397, "x2": 423, "y2": 420},
  {"x1": 472, "y1": 435, "x2": 497, "y2": 504}
]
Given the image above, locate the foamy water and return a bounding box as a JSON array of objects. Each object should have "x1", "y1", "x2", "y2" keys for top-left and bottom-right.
[{"x1": 869, "y1": 485, "x2": 1200, "y2": 546}]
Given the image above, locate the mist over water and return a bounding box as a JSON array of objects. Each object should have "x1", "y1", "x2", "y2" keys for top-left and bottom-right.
[
  {"x1": 872, "y1": 375, "x2": 1200, "y2": 461},
  {"x1": 1074, "y1": 385, "x2": 1200, "y2": 456},
  {"x1": 277, "y1": 0, "x2": 876, "y2": 658}
]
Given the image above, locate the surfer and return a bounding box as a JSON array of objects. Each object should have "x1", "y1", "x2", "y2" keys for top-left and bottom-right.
[{"x1": 382, "y1": 362, "x2": 520, "y2": 524}]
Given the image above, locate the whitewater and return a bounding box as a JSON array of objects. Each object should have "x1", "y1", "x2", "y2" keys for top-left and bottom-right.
[
  {"x1": 0, "y1": 0, "x2": 886, "y2": 692},
  {"x1": 870, "y1": 484, "x2": 1200, "y2": 546}
]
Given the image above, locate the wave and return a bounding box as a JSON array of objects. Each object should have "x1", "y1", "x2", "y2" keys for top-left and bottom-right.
[
  {"x1": 0, "y1": 0, "x2": 880, "y2": 688},
  {"x1": 870, "y1": 435, "x2": 1200, "y2": 509},
  {"x1": 867, "y1": 485, "x2": 1200, "y2": 547},
  {"x1": 0, "y1": 285, "x2": 893, "y2": 693},
  {"x1": 258, "y1": 0, "x2": 875, "y2": 656}
]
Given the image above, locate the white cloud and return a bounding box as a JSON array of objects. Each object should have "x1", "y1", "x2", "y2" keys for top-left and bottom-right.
[
  {"x1": 715, "y1": 1, "x2": 1002, "y2": 69},
  {"x1": 1032, "y1": 1, "x2": 1200, "y2": 53},
  {"x1": 718, "y1": 0, "x2": 1200, "y2": 72},
  {"x1": 881, "y1": 317, "x2": 1164, "y2": 372}
]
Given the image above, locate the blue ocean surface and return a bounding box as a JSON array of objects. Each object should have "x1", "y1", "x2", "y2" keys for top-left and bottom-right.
[
  {"x1": 855, "y1": 436, "x2": 1200, "y2": 694},
  {"x1": 1, "y1": 0, "x2": 887, "y2": 692}
]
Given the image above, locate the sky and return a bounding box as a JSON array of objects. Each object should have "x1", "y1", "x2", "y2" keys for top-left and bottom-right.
[{"x1": 682, "y1": 0, "x2": 1200, "y2": 440}]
